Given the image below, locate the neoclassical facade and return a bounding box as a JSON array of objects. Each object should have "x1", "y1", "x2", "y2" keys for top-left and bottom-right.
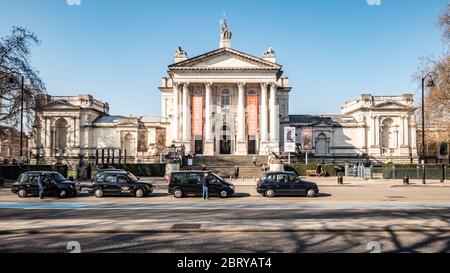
[
  {"x1": 160, "y1": 21, "x2": 290, "y2": 155},
  {"x1": 28, "y1": 21, "x2": 419, "y2": 164}
]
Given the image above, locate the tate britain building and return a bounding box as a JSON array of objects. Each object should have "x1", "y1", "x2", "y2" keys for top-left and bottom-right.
[{"x1": 30, "y1": 21, "x2": 419, "y2": 165}]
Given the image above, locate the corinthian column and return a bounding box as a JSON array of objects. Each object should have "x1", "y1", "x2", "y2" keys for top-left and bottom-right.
[
  {"x1": 269, "y1": 82, "x2": 279, "y2": 142},
  {"x1": 172, "y1": 82, "x2": 180, "y2": 142},
  {"x1": 237, "y1": 82, "x2": 246, "y2": 142},
  {"x1": 204, "y1": 82, "x2": 212, "y2": 141},
  {"x1": 182, "y1": 82, "x2": 191, "y2": 141},
  {"x1": 260, "y1": 82, "x2": 269, "y2": 142}
]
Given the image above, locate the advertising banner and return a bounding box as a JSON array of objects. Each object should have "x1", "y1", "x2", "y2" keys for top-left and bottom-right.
[
  {"x1": 284, "y1": 127, "x2": 296, "y2": 152},
  {"x1": 192, "y1": 95, "x2": 203, "y2": 136},
  {"x1": 247, "y1": 95, "x2": 258, "y2": 136},
  {"x1": 302, "y1": 127, "x2": 313, "y2": 151},
  {"x1": 137, "y1": 128, "x2": 148, "y2": 152}
]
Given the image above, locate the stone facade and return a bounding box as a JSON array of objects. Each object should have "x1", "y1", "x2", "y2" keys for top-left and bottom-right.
[{"x1": 28, "y1": 21, "x2": 419, "y2": 164}]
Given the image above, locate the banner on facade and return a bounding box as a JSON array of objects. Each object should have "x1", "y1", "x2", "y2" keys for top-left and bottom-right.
[
  {"x1": 192, "y1": 95, "x2": 203, "y2": 136},
  {"x1": 284, "y1": 127, "x2": 296, "y2": 152},
  {"x1": 302, "y1": 127, "x2": 313, "y2": 151},
  {"x1": 155, "y1": 128, "x2": 166, "y2": 153},
  {"x1": 247, "y1": 95, "x2": 258, "y2": 136},
  {"x1": 137, "y1": 128, "x2": 148, "y2": 152}
]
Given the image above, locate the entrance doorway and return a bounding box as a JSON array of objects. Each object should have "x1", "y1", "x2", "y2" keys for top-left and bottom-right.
[
  {"x1": 194, "y1": 136, "x2": 203, "y2": 155},
  {"x1": 248, "y1": 136, "x2": 256, "y2": 154},
  {"x1": 220, "y1": 125, "x2": 231, "y2": 154}
]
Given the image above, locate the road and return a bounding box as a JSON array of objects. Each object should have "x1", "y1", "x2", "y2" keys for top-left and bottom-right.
[{"x1": 0, "y1": 178, "x2": 449, "y2": 253}]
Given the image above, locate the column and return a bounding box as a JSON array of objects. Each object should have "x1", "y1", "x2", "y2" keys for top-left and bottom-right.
[
  {"x1": 260, "y1": 82, "x2": 268, "y2": 142},
  {"x1": 399, "y1": 116, "x2": 404, "y2": 147},
  {"x1": 182, "y1": 82, "x2": 191, "y2": 142},
  {"x1": 237, "y1": 82, "x2": 246, "y2": 142},
  {"x1": 269, "y1": 82, "x2": 279, "y2": 143},
  {"x1": 204, "y1": 82, "x2": 212, "y2": 141},
  {"x1": 172, "y1": 82, "x2": 180, "y2": 142},
  {"x1": 368, "y1": 116, "x2": 374, "y2": 147},
  {"x1": 374, "y1": 116, "x2": 380, "y2": 146}
]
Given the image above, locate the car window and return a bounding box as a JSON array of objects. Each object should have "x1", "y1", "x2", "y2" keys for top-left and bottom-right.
[
  {"x1": 49, "y1": 173, "x2": 66, "y2": 183},
  {"x1": 275, "y1": 174, "x2": 289, "y2": 184},
  {"x1": 288, "y1": 173, "x2": 298, "y2": 182},
  {"x1": 186, "y1": 173, "x2": 201, "y2": 184},
  {"x1": 18, "y1": 174, "x2": 30, "y2": 183},
  {"x1": 117, "y1": 175, "x2": 129, "y2": 184},
  {"x1": 172, "y1": 173, "x2": 185, "y2": 184},
  {"x1": 127, "y1": 172, "x2": 139, "y2": 182},
  {"x1": 96, "y1": 173, "x2": 117, "y2": 183}
]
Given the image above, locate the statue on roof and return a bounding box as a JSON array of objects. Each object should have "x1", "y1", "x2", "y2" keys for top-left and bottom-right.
[
  {"x1": 174, "y1": 46, "x2": 188, "y2": 58},
  {"x1": 263, "y1": 45, "x2": 276, "y2": 58},
  {"x1": 221, "y1": 18, "x2": 232, "y2": 40}
]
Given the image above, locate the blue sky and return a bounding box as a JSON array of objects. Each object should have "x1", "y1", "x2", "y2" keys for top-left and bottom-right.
[{"x1": 0, "y1": 0, "x2": 447, "y2": 116}]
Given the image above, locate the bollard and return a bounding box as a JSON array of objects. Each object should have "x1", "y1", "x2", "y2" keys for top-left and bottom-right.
[
  {"x1": 403, "y1": 176, "x2": 409, "y2": 185},
  {"x1": 337, "y1": 176, "x2": 343, "y2": 185}
]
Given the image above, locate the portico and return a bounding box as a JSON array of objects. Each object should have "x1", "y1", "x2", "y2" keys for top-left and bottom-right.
[{"x1": 160, "y1": 20, "x2": 291, "y2": 155}]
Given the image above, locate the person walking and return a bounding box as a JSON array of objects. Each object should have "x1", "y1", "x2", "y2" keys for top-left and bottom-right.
[
  {"x1": 201, "y1": 162, "x2": 207, "y2": 171},
  {"x1": 252, "y1": 155, "x2": 257, "y2": 166},
  {"x1": 316, "y1": 163, "x2": 322, "y2": 177},
  {"x1": 201, "y1": 172, "x2": 210, "y2": 200},
  {"x1": 38, "y1": 173, "x2": 45, "y2": 200},
  {"x1": 234, "y1": 165, "x2": 240, "y2": 180}
]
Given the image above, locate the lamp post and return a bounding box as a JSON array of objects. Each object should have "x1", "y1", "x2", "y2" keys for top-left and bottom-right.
[{"x1": 421, "y1": 74, "x2": 435, "y2": 184}]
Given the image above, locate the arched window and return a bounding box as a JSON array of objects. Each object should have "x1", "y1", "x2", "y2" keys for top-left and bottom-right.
[
  {"x1": 55, "y1": 118, "x2": 68, "y2": 150},
  {"x1": 316, "y1": 133, "x2": 327, "y2": 155},
  {"x1": 248, "y1": 90, "x2": 257, "y2": 96},
  {"x1": 381, "y1": 118, "x2": 394, "y2": 148},
  {"x1": 123, "y1": 133, "x2": 133, "y2": 154},
  {"x1": 220, "y1": 89, "x2": 231, "y2": 108}
]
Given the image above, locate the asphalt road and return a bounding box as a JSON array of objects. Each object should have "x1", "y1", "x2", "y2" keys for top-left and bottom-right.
[{"x1": 1, "y1": 231, "x2": 449, "y2": 253}]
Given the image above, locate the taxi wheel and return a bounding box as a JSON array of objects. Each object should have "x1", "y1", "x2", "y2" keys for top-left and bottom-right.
[
  {"x1": 17, "y1": 189, "x2": 27, "y2": 198},
  {"x1": 135, "y1": 188, "x2": 144, "y2": 198},
  {"x1": 59, "y1": 189, "x2": 67, "y2": 198},
  {"x1": 94, "y1": 188, "x2": 104, "y2": 198},
  {"x1": 219, "y1": 189, "x2": 228, "y2": 198},
  {"x1": 173, "y1": 188, "x2": 183, "y2": 198},
  {"x1": 306, "y1": 189, "x2": 317, "y2": 198},
  {"x1": 265, "y1": 189, "x2": 275, "y2": 198}
]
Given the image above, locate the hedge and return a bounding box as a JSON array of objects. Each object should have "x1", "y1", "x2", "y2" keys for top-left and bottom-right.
[
  {"x1": 107, "y1": 164, "x2": 166, "y2": 177},
  {"x1": 284, "y1": 164, "x2": 342, "y2": 176},
  {"x1": 382, "y1": 164, "x2": 449, "y2": 179}
]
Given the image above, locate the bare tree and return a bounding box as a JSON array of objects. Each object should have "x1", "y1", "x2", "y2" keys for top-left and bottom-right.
[
  {"x1": 0, "y1": 26, "x2": 46, "y2": 132},
  {"x1": 413, "y1": 3, "x2": 450, "y2": 158}
]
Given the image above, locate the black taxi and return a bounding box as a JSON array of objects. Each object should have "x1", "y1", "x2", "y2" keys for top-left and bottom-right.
[{"x1": 88, "y1": 170, "x2": 153, "y2": 198}]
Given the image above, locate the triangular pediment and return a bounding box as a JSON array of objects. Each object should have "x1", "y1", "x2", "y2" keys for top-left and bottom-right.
[
  {"x1": 169, "y1": 48, "x2": 281, "y2": 70},
  {"x1": 374, "y1": 101, "x2": 409, "y2": 109},
  {"x1": 44, "y1": 101, "x2": 79, "y2": 111}
]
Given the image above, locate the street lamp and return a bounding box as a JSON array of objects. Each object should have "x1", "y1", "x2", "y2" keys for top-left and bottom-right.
[{"x1": 421, "y1": 74, "x2": 435, "y2": 184}]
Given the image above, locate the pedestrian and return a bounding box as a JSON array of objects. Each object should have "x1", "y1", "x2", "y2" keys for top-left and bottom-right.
[
  {"x1": 316, "y1": 163, "x2": 322, "y2": 177},
  {"x1": 252, "y1": 155, "x2": 257, "y2": 166},
  {"x1": 201, "y1": 172, "x2": 210, "y2": 200},
  {"x1": 234, "y1": 165, "x2": 239, "y2": 180},
  {"x1": 201, "y1": 162, "x2": 206, "y2": 171},
  {"x1": 38, "y1": 173, "x2": 45, "y2": 200}
]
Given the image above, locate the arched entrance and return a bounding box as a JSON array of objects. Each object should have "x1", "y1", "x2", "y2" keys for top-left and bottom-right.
[
  {"x1": 219, "y1": 124, "x2": 232, "y2": 154},
  {"x1": 381, "y1": 118, "x2": 393, "y2": 149}
]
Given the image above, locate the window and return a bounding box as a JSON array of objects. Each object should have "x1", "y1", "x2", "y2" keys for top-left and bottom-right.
[
  {"x1": 288, "y1": 173, "x2": 297, "y2": 182},
  {"x1": 117, "y1": 175, "x2": 129, "y2": 184},
  {"x1": 220, "y1": 89, "x2": 231, "y2": 107},
  {"x1": 248, "y1": 90, "x2": 257, "y2": 96},
  {"x1": 186, "y1": 173, "x2": 201, "y2": 184},
  {"x1": 49, "y1": 173, "x2": 66, "y2": 183},
  {"x1": 173, "y1": 173, "x2": 185, "y2": 184}
]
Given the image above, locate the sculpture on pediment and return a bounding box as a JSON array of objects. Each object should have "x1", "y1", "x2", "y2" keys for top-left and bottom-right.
[
  {"x1": 220, "y1": 19, "x2": 232, "y2": 40},
  {"x1": 263, "y1": 45, "x2": 276, "y2": 58},
  {"x1": 174, "y1": 46, "x2": 188, "y2": 59}
]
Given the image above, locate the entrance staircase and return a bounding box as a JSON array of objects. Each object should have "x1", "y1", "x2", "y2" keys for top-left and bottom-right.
[{"x1": 185, "y1": 155, "x2": 268, "y2": 179}]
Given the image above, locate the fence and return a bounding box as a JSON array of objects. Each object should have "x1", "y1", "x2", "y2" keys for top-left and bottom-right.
[{"x1": 382, "y1": 164, "x2": 448, "y2": 180}]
